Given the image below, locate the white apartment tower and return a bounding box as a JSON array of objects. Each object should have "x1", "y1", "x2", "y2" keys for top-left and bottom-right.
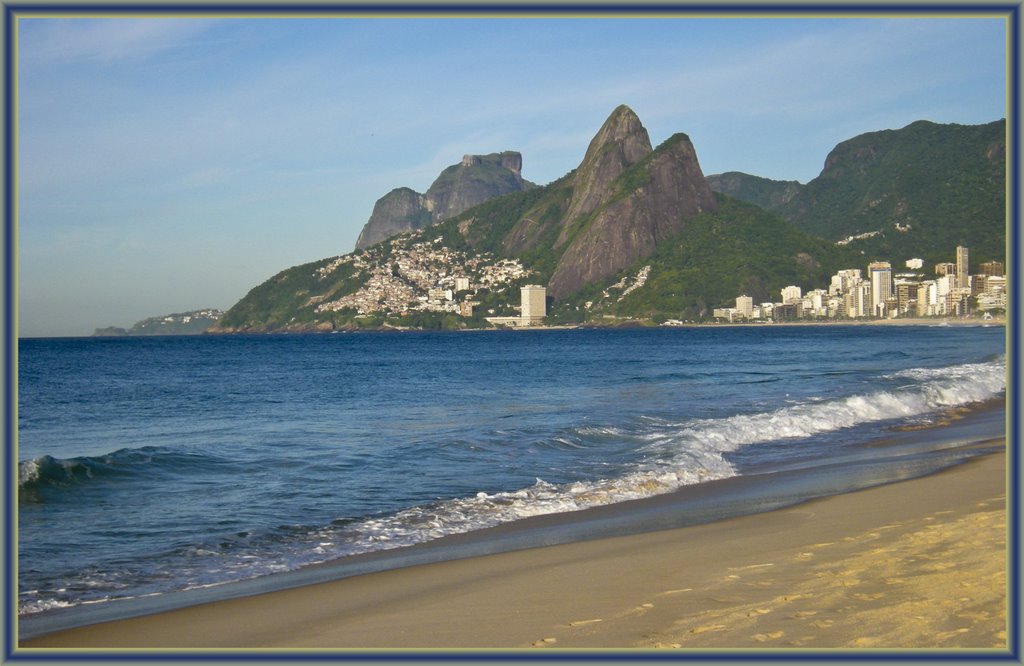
[
  {"x1": 780, "y1": 286, "x2": 802, "y2": 304},
  {"x1": 736, "y1": 295, "x2": 753, "y2": 319},
  {"x1": 868, "y1": 261, "x2": 893, "y2": 317},
  {"x1": 520, "y1": 285, "x2": 547, "y2": 325},
  {"x1": 830, "y1": 269, "x2": 862, "y2": 296}
]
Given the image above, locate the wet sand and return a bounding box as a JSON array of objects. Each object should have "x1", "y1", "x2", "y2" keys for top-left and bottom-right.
[{"x1": 21, "y1": 446, "x2": 1008, "y2": 652}]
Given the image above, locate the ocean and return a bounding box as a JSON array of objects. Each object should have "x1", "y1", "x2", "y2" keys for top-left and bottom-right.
[{"x1": 16, "y1": 325, "x2": 1007, "y2": 628}]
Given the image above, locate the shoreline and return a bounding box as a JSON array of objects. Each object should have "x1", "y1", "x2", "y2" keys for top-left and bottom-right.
[
  {"x1": 21, "y1": 448, "x2": 1007, "y2": 651},
  {"x1": 30, "y1": 315, "x2": 1005, "y2": 339},
  {"x1": 20, "y1": 435, "x2": 1009, "y2": 650}
]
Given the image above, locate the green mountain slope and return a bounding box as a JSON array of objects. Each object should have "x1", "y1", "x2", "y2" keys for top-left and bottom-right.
[
  {"x1": 775, "y1": 119, "x2": 1006, "y2": 266},
  {"x1": 94, "y1": 309, "x2": 224, "y2": 336},
  {"x1": 569, "y1": 195, "x2": 858, "y2": 321},
  {"x1": 214, "y1": 110, "x2": 1003, "y2": 332},
  {"x1": 705, "y1": 172, "x2": 803, "y2": 210}
]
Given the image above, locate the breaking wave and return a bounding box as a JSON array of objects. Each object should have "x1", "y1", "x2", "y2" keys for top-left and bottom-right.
[
  {"x1": 312, "y1": 356, "x2": 1006, "y2": 555},
  {"x1": 18, "y1": 355, "x2": 1005, "y2": 616}
]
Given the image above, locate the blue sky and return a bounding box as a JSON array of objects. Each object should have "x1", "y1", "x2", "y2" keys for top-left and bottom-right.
[{"x1": 16, "y1": 14, "x2": 1008, "y2": 337}]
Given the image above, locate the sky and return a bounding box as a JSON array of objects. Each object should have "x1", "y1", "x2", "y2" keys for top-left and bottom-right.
[{"x1": 14, "y1": 13, "x2": 1008, "y2": 337}]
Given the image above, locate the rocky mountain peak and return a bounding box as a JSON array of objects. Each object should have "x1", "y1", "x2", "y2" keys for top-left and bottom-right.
[
  {"x1": 548, "y1": 130, "x2": 718, "y2": 299},
  {"x1": 562, "y1": 105, "x2": 654, "y2": 229},
  {"x1": 355, "y1": 151, "x2": 531, "y2": 250}
]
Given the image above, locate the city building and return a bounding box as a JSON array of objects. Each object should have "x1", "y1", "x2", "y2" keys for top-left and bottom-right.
[
  {"x1": 801, "y1": 289, "x2": 828, "y2": 318},
  {"x1": 979, "y1": 261, "x2": 1004, "y2": 277},
  {"x1": 956, "y1": 246, "x2": 970, "y2": 290},
  {"x1": 454, "y1": 276, "x2": 471, "y2": 292},
  {"x1": 868, "y1": 261, "x2": 893, "y2": 318},
  {"x1": 917, "y1": 281, "x2": 939, "y2": 317},
  {"x1": 520, "y1": 285, "x2": 547, "y2": 326},
  {"x1": 780, "y1": 285, "x2": 802, "y2": 304},
  {"x1": 713, "y1": 307, "x2": 738, "y2": 322},
  {"x1": 895, "y1": 280, "x2": 917, "y2": 315},
  {"x1": 845, "y1": 283, "x2": 870, "y2": 318},
  {"x1": 830, "y1": 269, "x2": 862, "y2": 296},
  {"x1": 736, "y1": 295, "x2": 753, "y2": 319},
  {"x1": 716, "y1": 244, "x2": 997, "y2": 324}
]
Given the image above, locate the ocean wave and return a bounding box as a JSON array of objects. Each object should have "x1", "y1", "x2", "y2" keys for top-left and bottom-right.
[
  {"x1": 316, "y1": 356, "x2": 1006, "y2": 555},
  {"x1": 19, "y1": 455, "x2": 114, "y2": 490},
  {"x1": 17, "y1": 446, "x2": 229, "y2": 495},
  {"x1": 18, "y1": 356, "x2": 1006, "y2": 616}
]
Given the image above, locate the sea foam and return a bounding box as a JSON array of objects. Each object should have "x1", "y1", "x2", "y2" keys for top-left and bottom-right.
[{"x1": 315, "y1": 356, "x2": 1006, "y2": 557}]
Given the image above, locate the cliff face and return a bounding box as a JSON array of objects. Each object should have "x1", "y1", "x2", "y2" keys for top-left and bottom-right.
[
  {"x1": 501, "y1": 105, "x2": 717, "y2": 300},
  {"x1": 548, "y1": 132, "x2": 718, "y2": 299},
  {"x1": 560, "y1": 105, "x2": 653, "y2": 234},
  {"x1": 355, "y1": 187, "x2": 431, "y2": 250},
  {"x1": 354, "y1": 152, "x2": 530, "y2": 250}
]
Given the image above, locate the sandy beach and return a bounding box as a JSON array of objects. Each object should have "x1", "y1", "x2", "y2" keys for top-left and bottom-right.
[{"x1": 20, "y1": 444, "x2": 1008, "y2": 653}]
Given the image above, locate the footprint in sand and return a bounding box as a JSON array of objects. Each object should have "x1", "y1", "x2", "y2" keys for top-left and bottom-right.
[
  {"x1": 810, "y1": 619, "x2": 834, "y2": 629},
  {"x1": 793, "y1": 610, "x2": 818, "y2": 619},
  {"x1": 622, "y1": 603, "x2": 654, "y2": 618},
  {"x1": 690, "y1": 624, "x2": 727, "y2": 634},
  {"x1": 531, "y1": 637, "x2": 557, "y2": 646},
  {"x1": 935, "y1": 628, "x2": 970, "y2": 641},
  {"x1": 656, "y1": 588, "x2": 693, "y2": 597},
  {"x1": 753, "y1": 631, "x2": 785, "y2": 642},
  {"x1": 729, "y1": 563, "x2": 775, "y2": 572},
  {"x1": 567, "y1": 618, "x2": 603, "y2": 627}
]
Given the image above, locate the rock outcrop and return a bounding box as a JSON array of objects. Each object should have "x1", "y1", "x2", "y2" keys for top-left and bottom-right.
[
  {"x1": 355, "y1": 187, "x2": 431, "y2": 250},
  {"x1": 502, "y1": 104, "x2": 717, "y2": 300},
  {"x1": 548, "y1": 130, "x2": 718, "y2": 299},
  {"x1": 355, "y1": 151, "x2": 530, "y2": 250}
]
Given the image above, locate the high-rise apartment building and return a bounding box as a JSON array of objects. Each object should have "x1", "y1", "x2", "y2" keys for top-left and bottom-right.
[
  {"x1": 520, "y1": 285, "x2": 547, "y2": 325},
  {"x1": 830, "y1": 269, "x2": 862, "y2": 296},
  {"x1": 780, "y1": 285, "x2": 802, "y2": 304},
  {"x1": 979, "y1": 261, "x2": 1004, "y2": 277},
  {"x1": 956, "y1": 246, "x2": 970, "y2": 290},
  {"x1": 916, "y1": 281, "x2": 939, "y2": 317},
  {"x1": 736, "y1": 295, "x2": 753, "y2": 319},
  {"x1": 868, "y1": 261, "x2": 893, "y2": 317},
  {"x1": 845, "y1": 283, "x2": 870, "y2": 318}
]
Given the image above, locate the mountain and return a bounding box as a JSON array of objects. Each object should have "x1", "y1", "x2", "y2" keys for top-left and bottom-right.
[
  {"x1": 772, "y1": 119, "x2": 1006, "y2": 266},
  {"x1": 705, "y1": 172, "x2": 803, "y2": 210},
  {"x1": 354, "y1": 151, "x2": 533, "y2": 250},
  {"x1": 498, "y1": 105, "x2": 719, "y2": 299},
  {"x1": 214, "y1": 108, "x2": 1001, "y2": 332},
  {"x1": 93, "y1": 309, "x2": 224, "y2": 336}
]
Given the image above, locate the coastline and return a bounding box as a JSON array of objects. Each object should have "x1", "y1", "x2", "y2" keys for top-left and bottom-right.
[
  {"x1": 21, "y1": 440, "x2": 1008, "y2": 651},
  {"x1": 201, "y1": 316, "x2": 1005, "y2": 336}
]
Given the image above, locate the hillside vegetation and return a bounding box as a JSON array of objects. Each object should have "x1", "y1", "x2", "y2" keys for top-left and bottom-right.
[{"x1": 214, "y1": 110, "x2": 1004, "y2": 332}]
